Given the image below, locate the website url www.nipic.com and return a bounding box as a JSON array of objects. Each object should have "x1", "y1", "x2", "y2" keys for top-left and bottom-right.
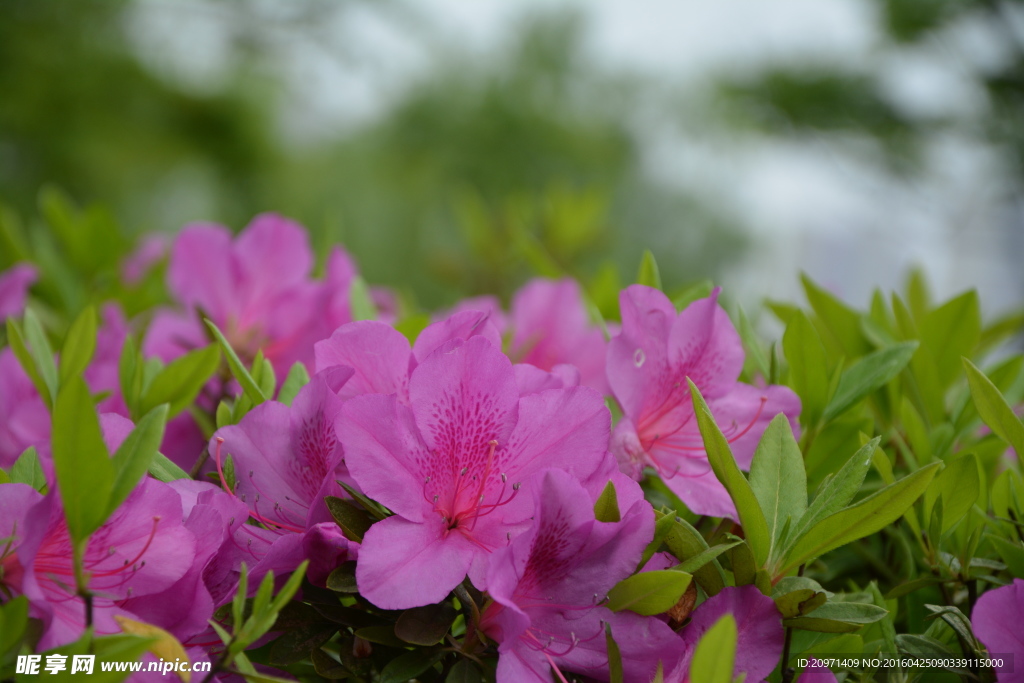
[{"x1": 16, "y1": 655, "x2": 213, "y2": 676}]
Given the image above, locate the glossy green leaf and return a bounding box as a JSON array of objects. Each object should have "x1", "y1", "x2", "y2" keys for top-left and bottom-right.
[
  {"x1": 139, "y1": 344, "x2": 220, "y2": 419},
  {"x1": 689, "y1": 379, "x2": 771, "y2": 566},
  {"x1": 785, "y1": 601, "x2": 889, "y2": 633},
  {"x1": 52, "y1": 376, "x2": 114, "y2": 542},
  {"x1": 663, "y1": 516, "x2": 726, "y2": 596},
  {"x1": 780, "y1": 462, "x2": 939, "y2": 575},
  {"x1": 325, "y1": 496, "x2": 373, "y2": 542},
  {"x1": 394, "y1": 602, "x2": 458, "y2": 645},
  {"x1": 22, "y1": 308, "x2": 58, "y2": 404},
  {"x1": 749, "y1": 414, "x2": 807, "y2": 551},
  {"x1": 636, "y1": 249, "x2": 662, "y2": 290},
  {"x1": 823, "y1": 341, "x2": 918, "y2": 420},
  {"x1": 923, "y1": 453, "x2": 979, "y2": 534},
  {"x1": 788, "y1": 438, "x2": 879, "y2": 548},
  {"x1": 688, "y1": 614, "x2": 735, "y2": 683},
  {"x1": 10, "y1": 447, "x2": 45, "y2": 491},
  {"x1": 108, "y1": 404, "x2": 168, "y2": 514},
  {"x1": 606, "y1": 570, "x2": 692, "y2": 615},
  {"x1": 963, "y1": 357, "x2": 1024, "y2": 457},
  {"x1": 148, "y1": 451, "x2": 191, "y2": 482},
  {"x1": 205, "y1": 319, "x2": 267, "y2": 405},
  {"x1": 277, "y1": 362, "x2": 310, "y2": 406},
  {"x1": 58, "y1": 305, "x2": 97, "y2": 385},
  {"x1": 6, "y1": 317, "x2": 53, "y2": 408},
  {"x1": 920, "y1": 291, "x2": 980, "y2": 388},
  {"x1": 783, "y1": 310, "x2": 830, "y2": 425},
  {"x1": 380, "y1": 650, "x2": 442, "y2": 683},
  {"x1": 594, "y1": 479, "x2": 621, "y2": 522},
  {"x1": 605, "y1": 623, "x2": 624, "y2": 683},
  {"x1": 349, "y1": 276, "x2": 377, "y2": 321}
]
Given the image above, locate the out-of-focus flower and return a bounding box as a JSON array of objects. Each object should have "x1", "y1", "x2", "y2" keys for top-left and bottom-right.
[
  {"x1": 0, "y1": 348, "x2": 49, "y2": 469},
  {"x1": 482, "y1": 468, "x2": 683, "y2": 683},
  {"x1": 607, "y1": 285, "x2": 800, "y2": 518},
  {"x1": 337, "y1": 336, "x2": 610, "y2": 609},
  {"x1": 121, "y1": 235, "x2": 169, "y2": 285},
  {"x1": 0, "y1": 263, "x2": 36, "y2": 319}
]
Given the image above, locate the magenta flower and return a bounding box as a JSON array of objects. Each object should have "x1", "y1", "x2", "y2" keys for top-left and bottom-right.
[
  {"x1": 314, "y1": 311, "x2": 502, "y2": 404},
  {"x1": 121, "y1": 234, "x2": 168, "y2": 285},
  {"x1": 144, "y1": 213, "x2": 323, "y2": 374},
  {"x1": 667, "y1": 585, "x2": 784, "y2": 683},
  {"x1": 210, "y1": 373, "x2": 357, "y2": 584},
  {"x1": 509, "y1": 278, "x2": 610, "y2": 393},
  {"x1": 972, "y1": 578, "x2": 1024, "y2": 682},
  {"x1": 337, "y1": 336, "x2": 611, "y2": 609},
  {"x1": 607, "y1": 285, "x2": 800, "y2": 518},
  {"x1": 0, "y1": 263, "x2": 36, "y2": 319},
  {"x1": 0, "y1": 479, "x2": 196, "y2": 650},
  {"x1": 481, "y1": 468, "x2": 683, "y2": 683},
  {"x1": 0, "y1": 348, "x2": 49, "y2": 469}
]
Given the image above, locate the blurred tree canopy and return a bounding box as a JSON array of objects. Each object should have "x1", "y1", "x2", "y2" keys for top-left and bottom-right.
[{"x1": 0, "y1": 0, "x2": 744, "y2": 309}]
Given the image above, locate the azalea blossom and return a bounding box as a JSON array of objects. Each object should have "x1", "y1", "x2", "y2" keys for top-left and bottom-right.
[
  {"x1": 482, "y1": 468, "x2": 684, "y2": 683},
  {"x1": 0, "y1": 479, "x2": 196, "y2": 650},
  {"x1": 667, "y1": 585, "x2": 784, "y2": 683},
  {"x1": 607, "y1": 285, "x2": 800, "y2": 518},
  {"x1": 337, "y1": 335, "x2": 611, "y2": 609},
  {"x1": 0, "y1": 263, "x2": 36, "y2": 319},
  {"x1": 211, "y1": 373, "x2": 358, "y2": 584},
  {"x1": 972, "y1": 577, "x2": 1024, "y2": 682}
]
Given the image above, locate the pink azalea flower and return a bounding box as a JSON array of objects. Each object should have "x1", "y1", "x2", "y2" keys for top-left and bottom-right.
[
  {"x1": 667, "y1": 585, "x2": 784, "y2": 683},
  {"x1": 0, "y1": 479, "x2": 196, "y2": 650},
  {"x1": 0, "y1": 348, "x2": 49, "y2": 469},
  {"x1": 337, "y1": 336, "x2": 611, "y2": 609},
  {"x1": 607, "y1": 285, "x2": 801, "y2": 518},
  {"x1": 144, "y1": 213, "x2": 323, "y2": 375},
  {"x1": 0, "y1": 263, "x2": 36, "y2": 319},
  {"x1": 210, "y1": 373, "x2": 358, "y2": 585},
  {"x1": 121, "y1": 234, "x2": 169, "y2": 285},
  {"x1": 508, "y1": 278, "x2": 610, "y2": 393},
  {"x1": 314, "y1": 311, "x2": 503, "y2": 404},
  {"x1": 972, "y1": 578, "x2": 1024, "y2": 682},
  {"x1": 798, "y1": 660, "x2": 838, "y2": 683},
  {"x1": 481, "y1": 468, "x2": 684, "y2": 683}
]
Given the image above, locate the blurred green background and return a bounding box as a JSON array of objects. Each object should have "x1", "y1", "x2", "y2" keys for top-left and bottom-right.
[{"x1": 2, "y1": 0, "x2": 1022, "y2": 312}]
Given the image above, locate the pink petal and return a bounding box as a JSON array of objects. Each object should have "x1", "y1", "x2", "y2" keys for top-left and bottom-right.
[
  {"x1": 314, "y1": 321, "x2": 412, "y2": 402},
  {"x1": 413, "y1": 310, "x2": 502, "y2": 364},
  {"x1": 355, "y1": 514, "x2": 476, "y2": 609},
  {"x1": 0, "y1": 263, "x2": 36, "y2": 319},
  {"x1": 167, "y1": 224, "x2": 236, "y2": 321},
  {"x1": 972, "y1": 579, "x2": 1024, "y2": 682}
]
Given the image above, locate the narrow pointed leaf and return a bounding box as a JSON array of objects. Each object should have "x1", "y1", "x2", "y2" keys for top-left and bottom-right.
[
  {"x1": 748, "y1": 414, "x2": 807, "y2": 551},
  {"x1": 205, "y1": 319, "x2": 266, "y2": 405},
  {"x1": 606, "y1": 570, "x2": 692, "y2": 615},
  {"x1": 689, "y1": 379, "x2": 771, "y2": 566},
  {"x1": 59, "y1": 306, "x2": 97, "y2": 385},
  {"x1": 139, "y1": 344, "x2": 220, "y2": 418},
  {"x1": 963, "y1": 357, "x2": 1024, "y2": 456},
  {"x1": 781, "y1": 462, "x2": 940, "y2": 575},
  {"x1": 824, "y1": 342, "x2": 918, "y2": 420},
  {"x1": 109, "y1": 404, "x2": 169, "y2": 514}
]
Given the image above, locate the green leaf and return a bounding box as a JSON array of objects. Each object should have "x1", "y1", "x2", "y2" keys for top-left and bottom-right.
[
  {"x1": 749, "y1": 414, "x2": 807, "y2": 552},
  {"x1": 148, "y1": 451, "x2": 190, "y2": 482},
  {"x1": 253, "y1": 352, "x2": 276, "y2": 398},
  {"x1": 52, "y1": 377, "x2": 114, "y2": 542},
  {"x1": 688, "y1": 614, "x2": 736, "y2": 683},
  {"x1": 22, "y1": 308, "x2": 59, "y2": 404},
  {"x1": 108, "y1": 404, "x2": 169, "y2": 514},
  {"x1": 663, "y1": 516, "x2": 726, "y2": 597},
  {"x1": 606, "y1": 623, "x2": 624, "y2": 683},
  {"x1": 118, "y1": 334, "x2": 140, "y2": 416},
  {"x1": 205, "y1": 319, "x2": 267, "y2": 405},
  {"x1": 987, "y1": 535, "x2": 1024, "y2": 578},
  {"x1": 394, "y1": 603, "x2": 458, "y2": 646},
  {"x1": 379, "y1": 650, "x2": 442, "y2": 683},
  {"x1": 446, "y1": 659, "x2": 482, "y2": 683},
  {"x1": 277, "y1": 362, "x2": 310, "y2": 406},
  {"x1": 963, "y1": 357, "x2": 1024, "y2": 456},
  {"x1": 788, "y1": 438, "x2": 878, "y2": 547},
  {"x1": 606, "y1": 570, "x2": 692, "y2": 615},
  {"x1": 823, "y1": 341, "x2": 918, "y2": 420},
  {"x1": 59, "y1": 306, "x2": 98, "y2": 386},
  {"x1": 348, "y1": 276, "x2": 377, "y2": 322},
  {"x1": 268, "y1": 623, "x2": 337, "y2": 667},
  {"x1": 689, "y1": 379, "x2": 771, "y2": 566},
  {"x1": 923, "y1": 453, "x2": 980, "y2": 534},
  {"x1": 10, "y1": 447, "x2": 46, "y2": 491},
  {"x1": 801, "y1": 273, "x2": 870, "y2": 358},
  {"x1": 774, "y1": 588, "x2": 827, "y2": 618},
  {"x1": 636, "y1": 249, "x2": 662, "y2": 290},
  {"x1": 785, "y1": 601, "x2": 889, "y2": 633},
  {"x1": 920, "y1": 291, "x2": 980, "y2": 388},
  {"x1": 325, "y1": 496, "x2": 373, "y2": 542},
  {"x1": 780, "y1": 462, "x2": 940, "y2": 575},
  {"x1": 675, "y1": 541, "x2": 742, "y2": 575},
  {"x1": 594, "y1": 480, "x2": 621, "y2": 523},
  {"x1": 783, "y1": 310, "x2": 830, "y2": 426},
  {"x1": 6, "y1": 318, "x2": 53, "y2": 408},
  {"x1": 326, "y1": 561, "x2": 359, "y2": 593},
  {"x1": 140, "y1": 344, "x2": 220, "y2": 419}
]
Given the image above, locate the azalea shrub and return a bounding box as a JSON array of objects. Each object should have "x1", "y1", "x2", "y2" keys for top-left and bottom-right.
[{"x1": 2, "y1": 194, "x2": 1024, "y2": 683}]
